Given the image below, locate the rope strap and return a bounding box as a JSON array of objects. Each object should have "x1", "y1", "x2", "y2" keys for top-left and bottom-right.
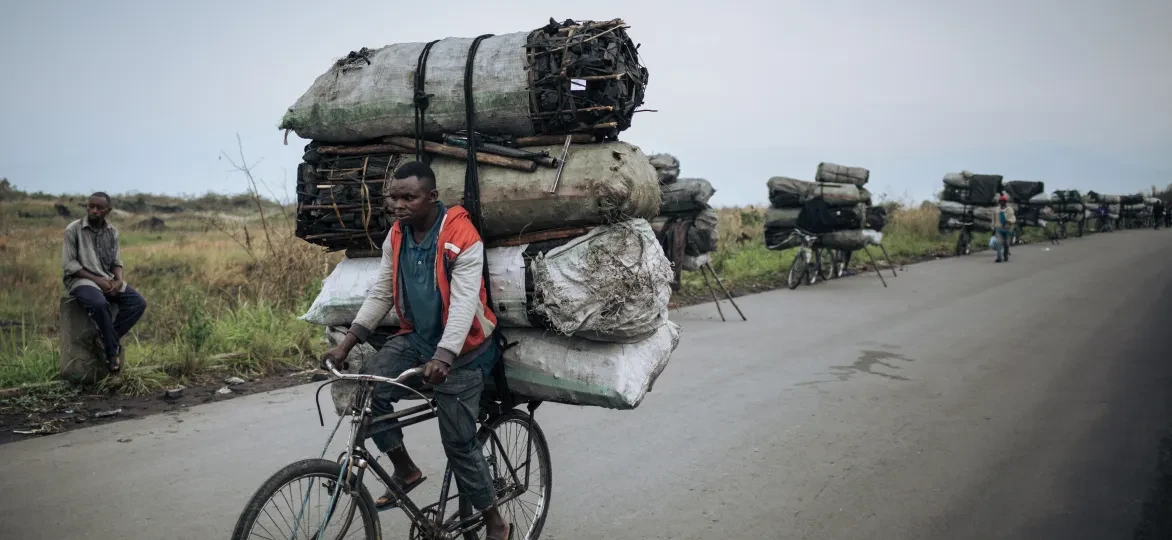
[{"x1": 413, "y1": 40, "x2": 441, "y2": 163}]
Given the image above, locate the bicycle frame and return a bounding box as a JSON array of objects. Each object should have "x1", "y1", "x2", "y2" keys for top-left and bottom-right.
[
  {"x1": 322, "y1": 377, "x2": 536, "y2": 539},
  {"x1": 786, "y1": 230, "x2": 820, "y2": 285}
]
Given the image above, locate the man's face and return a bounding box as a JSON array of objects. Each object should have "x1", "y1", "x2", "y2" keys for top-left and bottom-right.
[
  {"x1": 999, "y1": 200, "x2": 1007, "y2": 208},
  {"x1": 385, "y1": 176, "x2": 437, "y2": 227},
  {"x1": 87, "y1": 195, "x2": 111, "y2": 225}
]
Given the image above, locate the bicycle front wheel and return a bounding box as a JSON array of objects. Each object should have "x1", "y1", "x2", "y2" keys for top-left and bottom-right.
[
  {"x1": 787, "y1": 250, "x2": 807, "y2": 290},
  {"x1": 231, "y1": 458, "x2": 380, "y2": 540},
  {"x1": 833, "y1": 250, "x2": 850, "y2": 278}
]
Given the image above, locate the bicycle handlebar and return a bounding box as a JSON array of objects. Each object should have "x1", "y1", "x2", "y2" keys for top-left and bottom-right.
[
  {"x1": 788, "y1": 229, "x2": 819, "y2": 242},
  {"x1": 324, "y1": 359, "x2": 424, "y2": 386}
]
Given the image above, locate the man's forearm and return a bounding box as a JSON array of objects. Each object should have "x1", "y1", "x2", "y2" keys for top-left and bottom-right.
[
  {"x1": 337, "y1": 330, "x2": 360, "y2": 352},
  {"x1": 113, "y1": 266, "x2": 123, "y2": 281}
]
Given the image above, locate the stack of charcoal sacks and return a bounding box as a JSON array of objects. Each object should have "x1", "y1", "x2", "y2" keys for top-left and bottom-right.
[
  {"x1": 1119, "y1": 194, "x2": 1146, "y2": 225},
  {"x1": 1144, "y1": 197, "x2": 1160, "y2": 224},
  {"x1": 1003, "y1": 180, "x2": 1051, "y2": 228},
  {"x1": 1050, "y1": 190, "x2": 1085, "y2": 225},
  {"x1": 936, "y1": 171, "x2": 1006, "y2": 232},
  {"x1": 646, "y1": 153, "x2": 718, "y2": 289},
  {"x1": 764, "y1": 162, "x2": 878, "y2": 251},
  {"x1": 283, "y1": 19, "x2": 681, "y2": 412},
  {"x1": 1083, "y1": 192, "x2": 1121, "y2": 224}
]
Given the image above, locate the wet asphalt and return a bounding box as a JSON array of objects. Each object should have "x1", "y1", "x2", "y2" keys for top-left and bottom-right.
[{"x1": 1, "y1": 228, "x2": 1171, "y2": 539}]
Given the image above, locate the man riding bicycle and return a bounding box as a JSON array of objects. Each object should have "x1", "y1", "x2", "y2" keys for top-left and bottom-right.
[
  {"x1": 1096, "y1": 204, "x2": 1113, "y2": 232},
  {"x1": 321, "y1": 162, "x2": 512, "y2": 540}
]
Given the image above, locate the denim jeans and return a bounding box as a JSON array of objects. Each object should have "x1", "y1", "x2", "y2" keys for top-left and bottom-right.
[
  {"x1": 360, "y1": 335, "x2": 496, "y2": 510},
  {"x1": 70, "y1": 284, "x2": 147, "y2": 358},
  {"x1": 995, "y1": 231, "x2": 1011, "y2": 260}
]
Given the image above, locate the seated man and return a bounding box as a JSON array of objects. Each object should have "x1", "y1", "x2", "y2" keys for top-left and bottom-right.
[
  {"x1": 321, "y1": 162, "x2": 511, "y2": 540},
  {"x1": 62, "y1": 192, "x2": 147, "y2": 373}
]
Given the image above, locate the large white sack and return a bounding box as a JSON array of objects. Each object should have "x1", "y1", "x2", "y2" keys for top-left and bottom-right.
[
  {"x1": 301, "y1": 258, "x2": 390, "y2": 327},
  {"x1": 531, "y1": 219, "x2": 673, "y2": 343},
  {"x1": 938, "y1": 201, "x2": 1018, "y2": 221},
  {"x1": 680, "y1": 253, "x2": 710, "y2": 272},
  {"x1": 818, "y1": 229, "x2": 884, "y2": 251},
  {"x1": 282, "y1": 34, "x2": 533, "y2": 142},
  {"x1": 815, "y1": 162, "x2": 870, "y2": 186},
  {"x1": 303, "y1": 220, "x2": 672, "y2": 343},
  {"x1": 326, "y1": 326, "x2": 379, "y2": 415},
  {"x1": 301, "y1": 249, "x2": 530, "y2": 328},
  {"x1": 327, "y1": 321, "x2": 681, "y2": 413},
  {"x1": 502, "y1": 322, "x2": 680, "y2": 409}
]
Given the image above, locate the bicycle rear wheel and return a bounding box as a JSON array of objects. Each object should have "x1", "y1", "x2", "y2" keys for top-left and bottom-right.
[
  {"x1": 831, "y1": 250, "x2": 847, "y2": 278},
  {"x1": 955, "y1": 230, "x2": 972, "y2": 256},
  {"x1": 815, "y1": 248, "x2": 834, "y2": 282},
  {"x1": 787, "y1": 250, "x2": 807, "y2": 290},
  {"x1": 460, "y1": 410, "x2": 553, "y2": 540},
  {"x1": 231, "y1": 458, "x2": 380, "y2": 540}
]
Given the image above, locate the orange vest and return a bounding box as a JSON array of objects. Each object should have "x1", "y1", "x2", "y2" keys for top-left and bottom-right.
[{"x1": 387, "y1": 205, "x2": 497, "y2": 356}]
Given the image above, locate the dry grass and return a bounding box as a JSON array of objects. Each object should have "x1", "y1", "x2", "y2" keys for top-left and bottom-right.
[
  {"x1": 678, "y1": 201, "x2": 1048, "y2": 296},
  {"x1": 0, "y1": 198, "x2": 341, "y2": 394},
  {"x1": 1, "y1": 183, "x2": 1063, "y2": 394}
]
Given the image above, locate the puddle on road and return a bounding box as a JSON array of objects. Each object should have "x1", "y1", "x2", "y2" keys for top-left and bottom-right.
[{"x1": 796, "y1": 349, "x2": 916, "y2": 386}]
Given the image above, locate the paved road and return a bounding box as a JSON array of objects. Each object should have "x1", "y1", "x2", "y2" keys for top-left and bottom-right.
[{"x1": 3, "y1": 229, "x2": 1172, "y2": 539}]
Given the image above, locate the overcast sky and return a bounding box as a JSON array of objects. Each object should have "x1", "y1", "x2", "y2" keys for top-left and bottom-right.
[{"x1": 1, "y1": 0, "x2": 1169, "y2": 206}]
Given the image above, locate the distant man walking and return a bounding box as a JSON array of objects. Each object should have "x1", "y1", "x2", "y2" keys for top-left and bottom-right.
[
  {"x1": 62, "y1": 193, "x2": 147, "y2": 373},
  {"x1": 993, "y1": 194, "x2": 1016, "y2": 263},
  {"x1": 1154, "y1": 200, "x2": 1165, "y2": 230}
]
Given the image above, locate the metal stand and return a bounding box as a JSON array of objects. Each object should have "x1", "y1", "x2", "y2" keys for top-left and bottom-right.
[
  {"x1": 699, "y1": 262, "x2": 746, "y2": 322},
  {"x1": 877, "y1": 244, "x2": 898, "y2": 278},
  {"x1": 861, "y1": 246, "x2": 888, "y2": 288}
]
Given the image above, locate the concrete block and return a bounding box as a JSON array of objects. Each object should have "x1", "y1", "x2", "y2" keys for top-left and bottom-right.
[{"x1": 59, "y1": 296, "x2": 119, "y2": 384}]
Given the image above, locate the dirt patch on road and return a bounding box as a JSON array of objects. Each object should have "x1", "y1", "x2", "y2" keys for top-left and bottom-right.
[{"x1": 0, "y1": 368, "x2": 325, "y2": 445}]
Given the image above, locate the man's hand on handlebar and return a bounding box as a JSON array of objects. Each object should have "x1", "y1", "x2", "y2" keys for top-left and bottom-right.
[
  {"x1": 321, "y1": 330, "x2": 362, "y2": 371},
  {"x1": 422, "y1": 359, "x2": 450, "y2": 385},
  {"x1": 321, "y1": 346, "x2": 350, "y2": 371}
]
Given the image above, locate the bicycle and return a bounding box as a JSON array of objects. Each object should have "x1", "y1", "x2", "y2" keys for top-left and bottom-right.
[
  {"x1": 1011, "y1": 223, "x2": 1025, "y2": 246},
  {"x1": 816, "y1": 246, "x2": 837, "y2": 282},
  {"x1": 230, "y1": 362, "x2": 552, "y2": 540},
  {"x1": 954, "y1": 222, "x2": 974, "y2": 256},
  {"x1": 1055, "y1": 218, "x2": 1067, "y2": 239},
  {"x1": 785, "y1": 229, "x2": 828, "y2": 289}
]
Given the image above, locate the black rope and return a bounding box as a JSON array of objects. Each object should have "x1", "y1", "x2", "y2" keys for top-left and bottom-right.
[
  {"x1": 462, "y1": 34, "x2": 493, "y2": 236},
  {"x1": 461, "y1": 34, "x2": 517, "y2": 406},
  {"x1": 413, "y1": 40, "x2": 441, "y2": 163}
]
